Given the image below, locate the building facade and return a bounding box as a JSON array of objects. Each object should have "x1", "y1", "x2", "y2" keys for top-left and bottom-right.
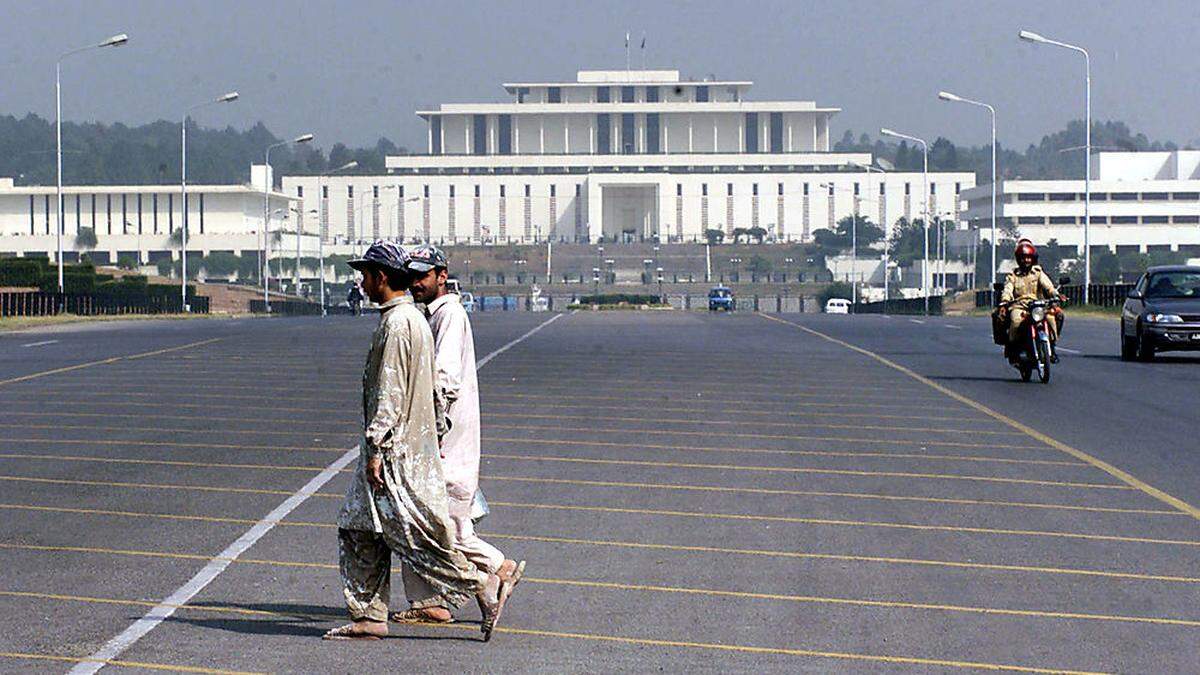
[
  {"x1": 284, "y1": 69, "x2": 974, "y2": 247},
  {"x1": 0, "y1": 170, "x2": 298, "y2": 265},
  {"x1": 961, "y1": 151, "x2": 1200, "y2": 256}
]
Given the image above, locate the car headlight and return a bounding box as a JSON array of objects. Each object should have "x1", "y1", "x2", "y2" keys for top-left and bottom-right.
[
  {"x1": 1146, "y1": 313, "x2": 1183, "y2": 323},
  {"x1": 1030, "y1": 306, "x2": 1046, "y2": 323}
]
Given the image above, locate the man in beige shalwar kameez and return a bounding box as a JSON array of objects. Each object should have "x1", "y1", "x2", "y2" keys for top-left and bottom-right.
[{"x1": 323, "y1": 242, "x2": 507, "y2": 642}]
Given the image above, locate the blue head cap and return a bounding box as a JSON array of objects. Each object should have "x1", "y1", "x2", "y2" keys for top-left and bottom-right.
[{"x1": 347, "y1": 241, "x2": 410, "y2": 273}]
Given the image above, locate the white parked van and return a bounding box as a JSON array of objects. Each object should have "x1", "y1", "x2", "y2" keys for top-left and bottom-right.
[{"x1": 824, "y1": 298, "x2": 852, "y2": 314}]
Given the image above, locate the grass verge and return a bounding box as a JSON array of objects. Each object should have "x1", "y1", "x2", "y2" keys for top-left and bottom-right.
[{"x1": 0, "y1": 312, "x2": 249, "y2": 332}]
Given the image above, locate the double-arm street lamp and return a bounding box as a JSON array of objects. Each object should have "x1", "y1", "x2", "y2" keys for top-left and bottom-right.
[
  {"x1": 263, "y1": 133, "x2": 315, "y2": 311},
  {"x1": 55, "y1": 33, "x2": 128, "y2": 294},
  {"x1": 1020, "y1": 29, "x2": 1091, "y2": 303},
  {"x1": 181, "y1": 91, "x2": 238, "y2": 310},
  {"x1": 938, "y1": 91, "x2": 997, "y2": 291},
  {"x1": 880, "y1": 128, "x2": 930, "y2": 314}
]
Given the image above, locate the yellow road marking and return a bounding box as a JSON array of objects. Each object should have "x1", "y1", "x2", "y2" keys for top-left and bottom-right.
[
  {"x1": 0, "y1": 338, "x2": 223, "y2": 387},
  {"x1": 0, "y1": 452, "x2": 337, "y2": 473},
  {"x1": 0, "y1": 652, "x2": 262, "y2": 674},
  {"x1": 482, "y1": 398, "x2": 984, "y2": 422},
  {"x1": 0, "y1": 472, "x2": 1172, "y2": 518},
  {"x1": 480, "y1": 475, "x2": 1178, "y2": 516},
  {"x1": 0, "y1": 475, "x2": 309, "y2": 498},
  {"x1": 2, "y1": 542, "x2": 1194, "y2": 636},
  {"x1": 0, "y1": 388, "x2": 344, "y2": 404},
  {"x1": 0, "y1": 422, "x2": 339, "y2": 438},
  {"x1": 487, "y1": 500, "x2": 1200, "y2": 547},
  {"x1": 0, "y1": 592, "x2": 1106, "y2": 674},
  {"x1": 485, "y1": 435, "x2": 1081, "y2": 467},
  {"x1": 0, "y1": 437, "x2": 345, "y2": 453},
  {"x1": 485, "y1": 383, "x2": 945, "y2": 402},
  {"x1": 485, "y1": 411, "x2": 1026, "y2": 436},
  {"x1": 6, "y1": 494, "x2": 1194, "y2": 549},
  {"x1": 491, "y1": 391, "x2": 952, "y2": 411},
  {"x1": 0, "y1": 398, "x2": 349, "y2": 416},
  {"x1": 0, "y1": 449, "x2": 1105, "y2": 490},
  {"x1": 487, "y1": 423, "x2": 1046, "y2": 449},
  {"x1": 484, "y1": 452, "x2": 1129, "y2": 489},
  {"x1": 760, "y1": 314, "x2": 1200, "y2": 522},
  {"x1": 2, "y1": 409, "x2": 350, "y2": 430}
]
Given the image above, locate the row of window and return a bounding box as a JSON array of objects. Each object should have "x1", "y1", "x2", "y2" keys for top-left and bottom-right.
[
  {"x1": 1012, "y1": 191, "x2": 1200, "y2": 202},
  {"x1": 1013, "y1": 215, "x2": 1200, "y2": 225},
  {"x1": 306, "y1": 181, "x2": 957, "y2": 201},
  {"x1": 520, "y1": 85, "x2": 731, "y2": 105},
  {"x1": 25, "y1": 193, "x2": 204, "y2": 236}
]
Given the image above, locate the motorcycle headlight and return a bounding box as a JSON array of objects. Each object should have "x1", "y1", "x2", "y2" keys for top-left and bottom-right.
[
  {"x1": 1146, "y1": 313, "x2": 1183, "y2": 323},
  {"x1": 1030, "y1": 306, "x2": 1046, "y2": 323}
]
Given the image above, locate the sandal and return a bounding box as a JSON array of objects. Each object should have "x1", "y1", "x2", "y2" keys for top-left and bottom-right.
[
  {"x1": 389, "y1": 608, "x2": 454, "y2": 624},
  {"x1": 478, "y1": 574, "x2": 507, "y2": 642}
]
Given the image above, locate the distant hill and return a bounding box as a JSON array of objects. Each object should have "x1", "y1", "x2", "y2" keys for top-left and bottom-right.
[
  {"x1": 0, "y1": 113, "x2": 408, "y2": 186},
  {"x1": 834, "y1": 119, "x2": 1188, "y2": 182}
]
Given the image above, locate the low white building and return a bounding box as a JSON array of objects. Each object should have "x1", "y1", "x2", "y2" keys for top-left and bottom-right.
[
  {"x1": 961, "y1": 151, "x2": 1200, "y2": 256},
  {"x1": 284, "y1": 68, "x2": 973, "y2": 248},
  {"x1": 0, "y1": 168, "x2": 298, "y2": 267}
]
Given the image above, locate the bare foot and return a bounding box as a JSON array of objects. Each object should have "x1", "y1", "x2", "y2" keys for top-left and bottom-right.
[
  {"x1": 323, "y1": 619, "x2": 388, "y2": 640},
  {"x1": 390, "y1": 606, "x2": 453, "y2": 624}
]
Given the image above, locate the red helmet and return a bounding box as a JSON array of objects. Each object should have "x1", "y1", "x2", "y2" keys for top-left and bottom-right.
[{"x1": 1014, "y1": 239, "x2": 1038, "y2": 265}]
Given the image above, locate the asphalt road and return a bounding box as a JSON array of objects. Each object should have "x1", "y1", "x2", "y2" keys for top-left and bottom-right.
[{"x1": 0, "y1": 310, "x2": 1197, "y2": 674}]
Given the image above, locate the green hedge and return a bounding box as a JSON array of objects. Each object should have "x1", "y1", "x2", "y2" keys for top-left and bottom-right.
[
  {"x1": 579, "y1": 293, "x2": 662, "y2": 305},
  {"x1": 0, "y1": 258, "x2": 47, "y2": 287}
]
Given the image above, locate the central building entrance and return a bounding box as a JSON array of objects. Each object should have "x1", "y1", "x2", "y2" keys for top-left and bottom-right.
[{"x1": 600, "y1": 185, "x2": 659, "y2": 242}]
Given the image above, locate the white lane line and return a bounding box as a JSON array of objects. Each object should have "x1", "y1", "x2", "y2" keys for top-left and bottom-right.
[
  {"x1": 71, "y1": 311, "x2": 568, "y2": 675},
  {"x1": 1057, "y1": 347, "x2": 1082, "y2": 355},
  {"x1": 20, "y1": 340, "x2": 59, "y2": 348},
  {"x1": 943, "y1": 324, "x2": 962, "y2": 330},
  {"x1": 909, "y1": 319, "x2": 925, "y2": 324}
]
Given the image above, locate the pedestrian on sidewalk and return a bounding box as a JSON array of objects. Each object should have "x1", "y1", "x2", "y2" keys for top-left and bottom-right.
[
  {"x1": 323, "y1": 241, "x2": 507, "y2": 642},
  {"x1": 392, "y1": 244, "x2": 525, "y2": 625}
]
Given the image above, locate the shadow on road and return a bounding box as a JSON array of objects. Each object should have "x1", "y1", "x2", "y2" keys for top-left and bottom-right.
[{"x1": 164, "y1": 602, "x2": 480, "y2": 641}]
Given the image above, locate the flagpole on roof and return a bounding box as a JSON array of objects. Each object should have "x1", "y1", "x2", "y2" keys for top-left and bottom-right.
[
  {"x1": 625, "y1": 31, "x2": 630, "y2": 71},
  {"x1": 640, "y1": 32, "x2": 646, "y2": 70}
]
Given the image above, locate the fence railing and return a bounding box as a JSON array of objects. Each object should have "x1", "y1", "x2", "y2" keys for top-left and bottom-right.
[
  {"x1": 248, "y1": 299, "x2": 323, "y2": 315},
  {"x1": 855, "y1": 296, "x2": 943, "y2": 315},
  {"x1": 975, "y1": 283, "x2": 1134, "y2": 308},
  {"x1": 0, "y1": 291, "x2": 208, "y2": 318}
]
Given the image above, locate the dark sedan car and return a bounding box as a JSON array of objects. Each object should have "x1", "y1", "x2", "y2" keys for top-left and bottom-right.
[{"x1": 1120, "y1": 265, "x2": 1200, "y2": 361}]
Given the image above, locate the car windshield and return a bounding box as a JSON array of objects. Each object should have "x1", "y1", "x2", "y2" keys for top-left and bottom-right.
[
  {"x1": 1145, "y1": 272, "x2": 1200, "y2": 298},
  {"x1": 710, "y1": 289, "x2": 730, "y2": 298}
]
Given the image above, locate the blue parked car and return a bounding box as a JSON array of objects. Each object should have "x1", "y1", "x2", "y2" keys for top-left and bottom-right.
[{"x1": 708, "y1": 285, "x2": 734, "y2": 312}]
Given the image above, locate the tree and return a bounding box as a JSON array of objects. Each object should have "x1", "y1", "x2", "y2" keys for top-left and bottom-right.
[
  {"x1": 888, "y1": 218, "x2": 929, "y2": 267},
  {"x1": 704, "y1": 229, "x2": 724, "y2": 245},
  {"x1": 731, "y1": 227, "x2": 748, "y2": 243},
  {"x1": 74, "y1": 226, "x2": 97, "y2": 252},
  {"x1": 746, "y1": 226, "x2": 767, "y2": 244},
  {"x1": 818, "y1": 281, "x2": 854, "y2": 307},
  {"x1": 836, "y1": 215, "x2": 884, "y2": 251},
  {"x1": 117, "y1": 254, "x2": 138, "y2": 270},
  {"x1": 746, "y1": 254, "x2": 773, "y2": 277}
]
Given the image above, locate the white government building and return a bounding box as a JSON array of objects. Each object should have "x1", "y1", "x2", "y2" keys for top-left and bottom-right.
[
  {"x1": 962, "y1": 151, "x2": 1200, "y2": 257},
  {"x1": 0, "y1": 170, "x2": 298, "y2": 266},
  {"x1": 283, "y1": 69, "x2": 974, "y2": 247}
]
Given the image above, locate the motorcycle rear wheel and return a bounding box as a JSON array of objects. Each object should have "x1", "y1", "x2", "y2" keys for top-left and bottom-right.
[{"x1": 1019, "y1": 363, "x2": 1033, "y2": 382}]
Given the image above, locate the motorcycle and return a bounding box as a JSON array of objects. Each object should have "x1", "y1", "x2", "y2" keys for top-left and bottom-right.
[{"x1": 1001, "y1": 298, "x2": 1061, "y2": 383}]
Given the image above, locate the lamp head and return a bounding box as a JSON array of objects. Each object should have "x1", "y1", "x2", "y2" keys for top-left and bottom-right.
[
  {"x1": 102, "y1": 34, "x2": 129, "y2": 47},
  {"x1": 339, "y1": 160, "x2": 358, "y2": 171},
  {"x1": 937, "y1": 91, "x2": 962, "y2": 102},
  {"x1": 1019, "y1": 30, "x2": 1047, "y2": 43},
  {"x1": 218, "y1": 91, "x2": 239, "y2": 103},
  {"x1": 293, "y1": 133, "x2": 315, "y2": 144},
  {"x1": 875, "y1": 157, "x2": 896, "y2": 171},
  {"x1": 880, "y1": 128, "x2": 897, "y2": 138}
]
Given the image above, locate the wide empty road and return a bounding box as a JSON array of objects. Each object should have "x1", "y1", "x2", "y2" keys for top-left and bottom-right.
[{"x1": 0, "y1": 311, "x2": 1197, "y2": 673}]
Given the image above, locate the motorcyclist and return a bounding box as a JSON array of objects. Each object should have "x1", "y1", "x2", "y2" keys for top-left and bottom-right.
[
  {"x1": 998, "y1": 240, "x2": 1065, "y2": 363},
  {"x1": 347, "y1": 281, "x2": 365, "y2": 316}
]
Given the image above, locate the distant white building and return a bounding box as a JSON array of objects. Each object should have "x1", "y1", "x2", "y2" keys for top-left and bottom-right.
[
  {"x1": 0, "y1": 167, "x2": 298, "y2": 266},
  {"x1": 284, "y1": 68, "x2": 973, "y2": 248},
  {"x1": 961, "y1": 151, "x2": 1200, "y2": 257}
]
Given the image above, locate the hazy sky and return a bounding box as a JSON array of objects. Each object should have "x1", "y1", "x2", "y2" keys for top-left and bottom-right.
[{"x1": 3, "y1": 0, "x2": 1198, "y2": 153}]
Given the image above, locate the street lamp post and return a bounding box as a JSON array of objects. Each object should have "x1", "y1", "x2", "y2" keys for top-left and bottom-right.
[
  {"x1": 181, "y1": 91, "x2": 238, "y2": 311},
  {"x1": 314, "y1": 160, "x2": 358, "y2": 316},
  {"x1": 849, "y1": 161, "x2": 890, "y2": 306},
  {"x1": 881, "y1": 128, "x2": 930, "y2": 314},
  {"x1": 263, "y1": 133, "x2": 314, "y2": 312},
  {"x1": 55, "y1": 33, "x2": 128, "y2": 295},
  {"x1": 1020, "y1": 29, "x2": 1090, "y2": 303},
  {"x1": 938, "y1": 91, "x2": 997, "y2": 290}
]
